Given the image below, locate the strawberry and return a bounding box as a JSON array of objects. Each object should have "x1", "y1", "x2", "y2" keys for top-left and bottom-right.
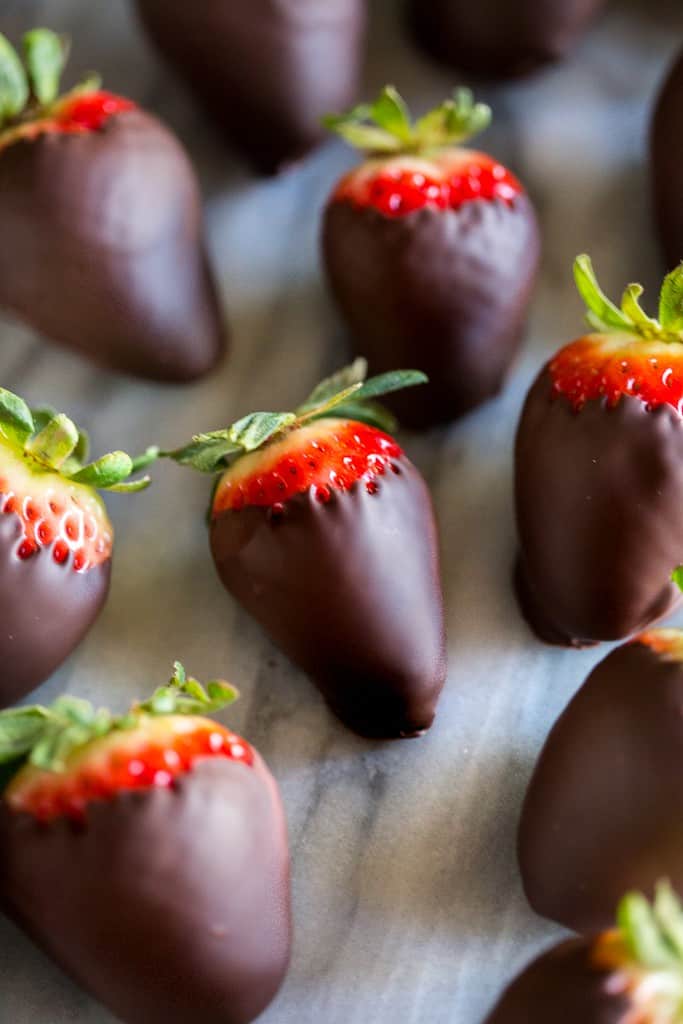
[
  {"x1": 408, "y1": 0, "x2": 607, "y2": 80},
  {"x1": 653, "y1": 46, "x2": 683, "y2": 270},
  {"x1": 515, "y1": 255, "x2": 683, "y2": 647},
  {"x1": 0, "y1": 665, "x2": 291, "y2": 1024},
  {"x1": 0, "y1": 386, "x2": 154, "y2": 708},
  {"x1": 0, "y1": 28, "x2": 225, "y2": 380},
  {"x1": 135, "y1": 0, "x2": 366, "y2": 173},
  {"x1": 485, "y1": 882, "x2": 683, "y2": 1023},
  {"x1": 164, "y1": 360, "x2": 447, "y2": 738},
  {"x1": 322, "y1": 87, "x2": 540, "y2": 429},
  {"x1": 518, "y1": 629, "x2": 683, "y2": 934}
]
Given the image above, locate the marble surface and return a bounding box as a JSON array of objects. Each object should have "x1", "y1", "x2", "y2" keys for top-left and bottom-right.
[{"x1": 1, "y1": 1, "x2": 683, "y2": 1022}]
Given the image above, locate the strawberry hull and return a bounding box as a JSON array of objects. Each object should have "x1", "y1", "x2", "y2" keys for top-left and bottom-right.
[
  {"x1": 0, "y1": 755, "x2": 291, "y2": 1024},
  {"x1": 483, "y1": 938, "x2": 628, "y2": 1023},
  {"x1": 652, "y1": 49, "x2": 683, "y2": 268},
  {"x1": 515, "y1": 370, "x2": 683, "y2": 646},
  {"x1": 210, "y1": 457, "x2": 446, "y2": 738},
  {"x1": 323, "y1": 196, "x2": 540, "y2": 428},
  {"x1": 135, "y1": 0, "x2": 366, "y2": 173},
  {"x1": 0, "y1": 515, "x2": 110, "y2": 708},
  {"x1": 0, "y1": 110, "x2": 225, "y2": 381},
  {"x1": 518, "y1": 640, "x2": 683, "y2": 934},
  {"x1": 408, "y1": 0, "x2": 606, "y2": 78}
]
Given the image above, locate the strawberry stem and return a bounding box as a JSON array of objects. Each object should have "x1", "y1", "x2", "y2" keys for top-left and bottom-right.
[{"x1": 324, "y1": 86, "x2": 491, "y2": 157}]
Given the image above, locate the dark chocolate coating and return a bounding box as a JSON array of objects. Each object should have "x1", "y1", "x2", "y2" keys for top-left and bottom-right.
[
  {"x1": 210, "y1": 456, "x2": 446, "y2": 737},
  {"x1": 0, "y1": 755, "x2": 292, "y2": 1024},
  {"x1": 518, "y1": 640, "x2": 683, "y2": 934},
  {"x1": 483, "y1": 937, "x2": 629, "y2": 1023},
  {"x1": 135, "y1": 0, "x2": 367, "y2": 173},
  {"x1": 407, "y1": 0, "x2": 607, "y2": 79},
  {"x1": 0, "y1": 110, "x2": 225, "y2": 381},
  {"x1": 652, "y1": 48, "x2": 683, "y2": 269},
  {"x1": 515, "y1": 370, "x2": 683, "y2": 646},
  {"x1": 0, "y1": 514, "x2": 110, "y2": 709},
  {"x1": 322, "y1": 196, "x2": 540, "y2": 428}
]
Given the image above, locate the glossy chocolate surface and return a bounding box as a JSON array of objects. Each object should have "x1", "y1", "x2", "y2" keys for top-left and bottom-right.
[
  {"x1": 408, "y1": 0, "x2": 606, "y2": 78},
  {"x1": 0, "y1": 755, "x2": 292, "y2": 1024},
  {"x1": 210, "y1": 456, "x2": 446, "y2": 737},
  {"x1": 0, "y1": 515, "x2": 110, "y2": 709},
  {"x1": 323, "y1": 196, "x2": 540, "y2": 428},
  {"x1": 0, "y1": 110, "x2": 225, "y2": 381},
  {"x1": 519, "y1": 640, "x2": 683, "y2": 933},
  {"x1": 652, "y1": 48, "x2": 683, "y2": 268},
  {"x1": 483, "y1": 937, "x2": 628, "y2": 1023},
  {"x1": 136, "y1": 0, "x2": 366, "y2": 173},
  {"x1": 515, "y1": 370, "x2": 683, "y2": 646}
]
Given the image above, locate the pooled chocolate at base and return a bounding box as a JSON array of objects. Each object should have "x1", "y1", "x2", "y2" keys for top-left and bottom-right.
[
  {"x1": 0, "y1": 110, "x2": 225, "y2": 381},
  {"x1": 0, "y1": 515, "x2": 110, "y2": 709},
  {"x1": 483, "y1": 938, "x2": 629, "y2": 1023},
  {"x1": 652, "y1": 48, "x2": 683, "y2": 269},
  {"x1": 210, "y1": 457, "x2": 446, "y2": 738},
  {"x1": 135, "y1": 0, "x2": 366, "y2": 174},
  {"x1": 514, "y1": 371, "x2": 683, "y2": 646},
  {"x1": 518, "y1": 641, "x2": 683, "y2": 934},
  {"x1": 0, "y1": 756, "x2": 292, "y2": 1024},
  {"x1": 323, "y1": 196, "x2": 540, "y2": 429},
  {"x1": 407, "y1": 0, "x2": 607, "y2": 79}
]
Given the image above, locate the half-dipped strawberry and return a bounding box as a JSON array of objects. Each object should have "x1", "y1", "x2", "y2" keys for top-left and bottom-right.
[
  {"x1": 322, "y1": 87, "x2": 540, "y2": 429},
  {"x1": 519, "y1": 629, "x2": 683, "y2": 934},
  {"x1": 652, "y1": 46, "x2": 683, "y2": 270},
  {"x1": 135, "y1": 0, "x2": 366, "y2": 173},
  {"x1": 408, "y1": 0, "x2": 606, "y2": 80},
  {"x1": 164, "y1": 361, "x2": 447, "y2": 738},
  {"x1": 0, "y1": 28, "x2": 225, "y2": 380},
  {"x1": 485, "y1": 882, "x2": 683, "y2": 1023},
  {"x1": 0, "y1": 386, "x2": 153, "y2": 708},
  {"x1": 0, "y1": 665, "x2": 291, "y2": 1024},
  {"x1": 516, "y1": 256, "x2": 683, "y2": 647}
]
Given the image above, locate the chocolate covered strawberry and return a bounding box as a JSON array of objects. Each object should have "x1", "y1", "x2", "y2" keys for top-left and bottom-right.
[
  {"x1": 652, "y1": 47, "x2": 683, "y2": 269},
  {"x1": 0, "y1": 386, "x2": 153, "y2": 708},
  {"x1": 135, "y1": 0, "x2": 366, "y2": 173},
  {"x1": 0, "y1": 28, "x2": 225, "y2": 380},
  {"x1": 518, "y1": 629, "x2": 683, "y2": 934},
  {"x1": 0, "y1": 664, "x2": 291, "y2": 1024},
  {"x1": 516, "y1": 256, "x2": 683, "y2": 647},
  {"x1": 164, "y1": 360, "x2": 446, "y2": 738},
  {"x1": 485, "y1": 882, "x2": 683, "y2": 1023},
  {"x1": 322, "y1": 87, "x2": 540, "y2": 429},
  {"x1": 408, "y1": 0, "x2": 606, "y2": 80}
]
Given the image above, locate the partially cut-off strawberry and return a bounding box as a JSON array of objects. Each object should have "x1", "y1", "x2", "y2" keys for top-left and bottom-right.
[
  {"x1": 0, "y1": 386, "x2": 154, "y2": 708},
  {"x1": 0, "y1": 28, "x2": 225, "y2": 380},
  {"x1": 0, "y1": 665, "x2": 291, "y2": 1024},
  {"x1": 515, "y1": 255, "x2": 683, "y2": 646},
  {"x1": 164, "y1": 360, "x2": 447, "y2": 738},
  {"x1": 322, "y1": 87, "x2": 540, "y2": 428},
  {"x1": 484, "y1": 881, "x2": 683, "y2": 1023}
]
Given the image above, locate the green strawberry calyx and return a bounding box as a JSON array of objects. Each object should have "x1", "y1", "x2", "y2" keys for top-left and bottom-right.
[
  {"x1": 0, "y1": 386, "x2": 157, "y2": 492},
  {"x1": 324, "y1": 85, "x2": 491, "y2": 157},
  {"x1": 163, "y1": 359, "x2": 427, "y2": 475}
]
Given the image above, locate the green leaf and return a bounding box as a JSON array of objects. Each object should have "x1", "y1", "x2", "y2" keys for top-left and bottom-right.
[
  {"x1": 297, "y1": 383, "x2": 364, "y2": 422},
  {"x1": 166, "y1": 433, "x2": 242, "y2": 473},
  {"x1": 24, "y1": 412, "x2": 79, "y2": 469},
  {"x1": 298, "y1": 358, "x2": 368, "y2": 412},
  {"x1": 228, "y1": 411, "x2": 296, "y2": 452},
  {"x1": 0, "y1": 707, "x2": 51, "y2": 765},
  {"x1": 138, "y1": 666, "x2": 239, "y2": 718},
  {"x1": 106, "y1": 475, "x2": 151, "y2": 493},
  {"x1": 68, "y1": 451, "x2": 133, "y2": 488},
  {"x1": 0, "y1": 387, "x2": 34, "y2": 447},
  {"x1": 172, "y1": 661, "x2": 187, "y2": 686},
  {"x1": 30, "y1": 405, "x2": 57, "y2": 435},
  {"x1": 371, "y1": 86, "x2": 412, "y2": 143},
  {"x1": 325, "y1": 122, "x2": 404, "y2": 153},
  {"x1": 573, "y1": 255, "x2": 634, "y2": 333},
  {"x1": 618, "y1": 890, "x2": 679, "y2": 970},
  {"x1": 672, "y1": 566, "x2": 683, "y2": 593},
  {"x1": 323, "y1": 399, "x2": 398, "y2": 434},
  {"x1": 23, "y1": 29, "x2": 66, "y2": 106},
  {"x1": 620, "y1": 283, "x2": 660, "y2": 335},
  {"x1": 0, "y1": 33, "x2": 28, "y2": 126},
  {"x1": 659, "y1": 264, "x2": 683, "y2": 334},
  {"x1": 353, "y1": 369, "x2": 428, "y2": 401},
  {"x1": 653, "y1": 881, "x2": 683, "y2": 959},
  {"x1": 415, "y1": 89, "x2": 491, "y2": 148}
]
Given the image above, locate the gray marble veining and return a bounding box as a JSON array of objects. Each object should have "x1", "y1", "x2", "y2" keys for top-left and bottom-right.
[{"x1": 1, "y1": 1, "x2": 683, "y2": 1022}]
